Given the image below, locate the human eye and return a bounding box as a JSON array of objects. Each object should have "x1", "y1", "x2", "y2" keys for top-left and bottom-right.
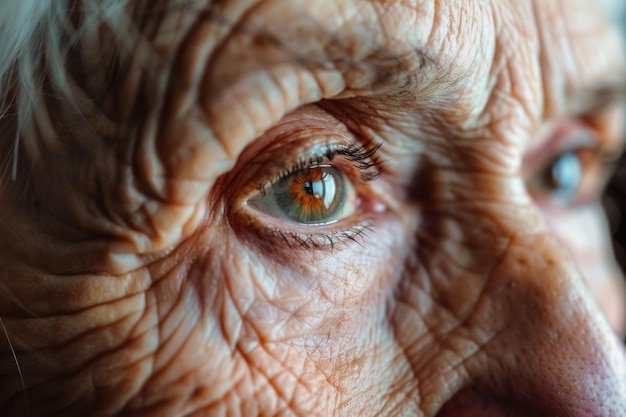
[
  {"x1": 232, "y1": 130, "x2": 385, "y2": 249},
  {"x1": 526, "y1": 120, "x2": 620, "y2": 208},
  {"x1": 249, "y1": 164, "x2": 356, "y2": 225}
]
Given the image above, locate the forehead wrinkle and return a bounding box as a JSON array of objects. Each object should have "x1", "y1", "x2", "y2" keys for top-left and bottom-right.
[
  {"x1": 136, "y1": 0, "x2": 625, "y2": 103},
  {"x1": 136, "y1": 0, "x2": 622, "y2": 147},
  {"x1": 215, "y1": 1, "x2": 439, "y2": 98}
]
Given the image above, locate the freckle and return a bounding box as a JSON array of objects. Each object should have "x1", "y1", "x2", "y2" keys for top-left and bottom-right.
[
  {"x1": 507, "y1": 281, "x2": 516, "y2": 289},
  {"x1": 546, "y1": 258, "x2": 556, "y2": 266},
  {"x1": 517, "y1": 257, "x2": 528, "y2": 267}
]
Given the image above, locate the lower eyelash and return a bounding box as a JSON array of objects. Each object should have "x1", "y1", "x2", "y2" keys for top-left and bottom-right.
[
  {"x1": 284, "y1": 222, "x2": 374, "y2": 250},
  {"x1": 240, "y1": 211, "x2": 375, "y2": 252}
]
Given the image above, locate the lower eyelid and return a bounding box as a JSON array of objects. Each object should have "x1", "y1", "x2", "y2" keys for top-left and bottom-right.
[{"x1": 234, "y1": 205, "x2": 375, "y2": 252}]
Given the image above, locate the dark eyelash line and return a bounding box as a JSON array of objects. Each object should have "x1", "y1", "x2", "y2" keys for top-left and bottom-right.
[
  {"x1": 329, "y1": 138, "x2": 385, "y2": 181},
  {"x1": 268, "y1": 221, "x2": 375, "y2": 251},
  {"x1": 257, "y1": 138, "x2": 385, "y2": 196}
]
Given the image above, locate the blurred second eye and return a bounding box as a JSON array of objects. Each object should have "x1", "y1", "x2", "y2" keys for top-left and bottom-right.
[
  {"x1": 248, "y1": 165, "x2": 357, "y2": 225},
  {"x1": 528, "y1": 146, "x2": 603, "y2": 208},
  {"x1": 541, "y1": 151, "x2": 584, "y2": 204}
]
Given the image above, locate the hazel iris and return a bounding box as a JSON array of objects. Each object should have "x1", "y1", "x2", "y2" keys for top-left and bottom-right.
[{"x1": 273, "y1": 165, "x2": 345, "y2": 224}]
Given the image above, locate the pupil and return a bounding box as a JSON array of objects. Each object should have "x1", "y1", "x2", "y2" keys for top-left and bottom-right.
[
  {"x1": 303, "y1": 169, "x2": 327, "y2": 200},
  {"x1": 304, "y1": 181, "x2": 315, "y2": 196}
]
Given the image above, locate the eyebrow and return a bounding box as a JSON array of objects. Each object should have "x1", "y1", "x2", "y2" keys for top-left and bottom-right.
[{"x1": 301, "y1": 43, "x2": 436, "y2": 101}]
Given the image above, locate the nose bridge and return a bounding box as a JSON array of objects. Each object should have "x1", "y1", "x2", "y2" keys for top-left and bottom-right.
[{"x1": 476, "y1": 232, "x2": 626, "y2": 414}]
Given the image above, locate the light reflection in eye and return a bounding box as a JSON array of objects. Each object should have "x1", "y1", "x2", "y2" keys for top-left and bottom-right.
[{"x1": 248, "y1": 165, "x2": 357, "y2": 225}]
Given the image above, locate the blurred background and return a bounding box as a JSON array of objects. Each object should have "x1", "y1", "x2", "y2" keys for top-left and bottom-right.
[
  {"x1": 605, "y1": 152, "x2": 626, "y2": 316},
  {"x1": 606, "y1": 152, "x2": 626, "y2": 272},
  {"x1": 605, "y1": 150, "x2": 626, "y2": 342}
]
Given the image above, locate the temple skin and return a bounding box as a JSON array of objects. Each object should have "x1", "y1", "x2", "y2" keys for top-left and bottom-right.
[{"x1": 1, "y1": 0, "x2": 626, "y2": 415}]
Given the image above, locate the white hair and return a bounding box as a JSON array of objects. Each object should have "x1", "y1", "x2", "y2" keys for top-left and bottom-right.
[
  {"x1": 0, "y1": 0, "x2": 54, "y2": 179},
  {"x1": 0, "y1": 0, "x2": 131, "y2": 181}
]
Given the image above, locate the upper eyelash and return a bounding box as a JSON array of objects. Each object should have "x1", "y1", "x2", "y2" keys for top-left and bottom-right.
[
  {"x1": 330, "y1": 139, "x2": 385, "y2": 181},
  {"x1": 256, "y1": 139, "x2": 385, "y2": 195}
]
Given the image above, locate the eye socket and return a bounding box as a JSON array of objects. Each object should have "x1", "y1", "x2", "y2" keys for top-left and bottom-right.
[
  {"x1": 248, "y1": 164, "x2": 357, "y2": 225},
  {"x1": 528, "y1": 146, "x2": 602, "y2": 208}
]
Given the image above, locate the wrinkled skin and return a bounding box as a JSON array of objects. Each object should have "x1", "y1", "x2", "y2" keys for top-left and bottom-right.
[{"x1": 1, "y1": 0, "x2": 626, "y2": 415}]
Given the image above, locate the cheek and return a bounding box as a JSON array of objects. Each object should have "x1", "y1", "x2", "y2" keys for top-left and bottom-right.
[{"x1": 542, "y1": 203, "x2": 626, "y2": 334}]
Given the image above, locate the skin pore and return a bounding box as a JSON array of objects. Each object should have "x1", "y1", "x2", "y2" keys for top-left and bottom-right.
[{"x1": 1, "y1": 0, "x2": 626, "y2": 415}]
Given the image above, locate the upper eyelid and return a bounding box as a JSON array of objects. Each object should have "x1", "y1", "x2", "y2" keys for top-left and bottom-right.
[
  {"x1": 255, "y1": 141, "x2": 384, "y2": 196},
  {"x1": 251, "y1": 138, "x2": 356, "y2": 183},
  {"x1": 222, "y1": 126, "x2": 378, "y2": 201}
]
